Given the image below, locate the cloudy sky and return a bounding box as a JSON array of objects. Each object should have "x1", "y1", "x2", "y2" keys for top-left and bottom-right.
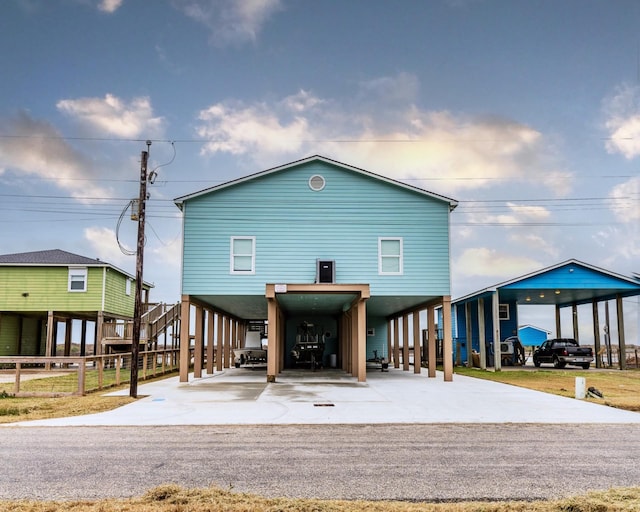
[{"x1": 1, "y1": 0, "x2": 639, "y2": 337}]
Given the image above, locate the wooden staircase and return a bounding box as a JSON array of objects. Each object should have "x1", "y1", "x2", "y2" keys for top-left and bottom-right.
[{"x1": 101, "y1": 302, "x2": 181, "y2": 352}]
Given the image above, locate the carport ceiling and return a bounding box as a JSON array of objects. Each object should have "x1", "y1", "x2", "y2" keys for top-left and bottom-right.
[
  {"x1": 498, "y1": 287, "x2": 634, "y2": 307},
  {"x1": 277, "y1": 292, "x2": 358, "y2": 315},
  {"x1": 192, "y1": 293, "x2": 441, "y2": 320}
]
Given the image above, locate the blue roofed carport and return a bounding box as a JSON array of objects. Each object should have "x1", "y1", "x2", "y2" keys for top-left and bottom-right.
[{"x1": 451, "y1": 259, "x2": 640, "y2": 370}]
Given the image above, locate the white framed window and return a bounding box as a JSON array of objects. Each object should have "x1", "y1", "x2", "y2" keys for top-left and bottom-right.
[
  {"x1": 378, "y1": 237, "x2": 403, "y2": 275},
  {"x1": 125, "y1": 278, "x2": 132, "y2": 296},
  {"x1": 68, "y1": 267, "x2": 88, "y2": 292},
  {"x1": 230, "y1": 236, "x2": 256, "y2": 274},
  {"x1": 499, "y1": 304, "x2": 510, "y2": 320}
]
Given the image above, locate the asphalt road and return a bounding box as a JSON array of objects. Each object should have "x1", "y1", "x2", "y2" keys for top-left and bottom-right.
[{"x1": 2, "y1": 424, "x2": 640, "y2": 502}]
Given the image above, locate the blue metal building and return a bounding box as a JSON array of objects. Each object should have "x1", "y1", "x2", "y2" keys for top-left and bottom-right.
[{"x1": 452, "y1": 259, "x2": 640, "y2": 370}]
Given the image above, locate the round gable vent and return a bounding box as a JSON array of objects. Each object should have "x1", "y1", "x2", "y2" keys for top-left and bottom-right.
[{"x1": 308, "y1": 174, "x2": 326, "y2": 191}]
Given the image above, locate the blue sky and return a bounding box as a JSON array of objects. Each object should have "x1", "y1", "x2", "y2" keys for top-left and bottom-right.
[{"x1": 0, "y1": 0, "x2": 639, "y2": 339}]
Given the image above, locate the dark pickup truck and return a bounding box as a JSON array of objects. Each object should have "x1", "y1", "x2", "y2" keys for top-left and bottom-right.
[{"x1": 533, "y1": 338, "x2": 594, "y2": 369}]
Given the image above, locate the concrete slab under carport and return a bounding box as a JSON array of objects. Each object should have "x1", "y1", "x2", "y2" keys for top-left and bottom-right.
[{"x1": 8, "y1": 366, "x2": 640, "y2": 426}]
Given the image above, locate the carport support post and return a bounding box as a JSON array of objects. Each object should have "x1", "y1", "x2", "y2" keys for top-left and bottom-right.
[
  {"x1": 266, "y1": 296, "x2": 278, "y2": 382},
  {"x1": 492, "y1": 291, "x2": 501, "y2": 371},
  {"x1": 223, "y1": 315, "x2": 231, "y2": 368},
  {"x1": 442, "y1": 296, "x2": 453, "y2": 381},
  {"x1": 555, "y1": 305, "x2": 561, "y2": 337},
  {"x1": 465, "y1": 302, "x2": 473, "y2": 368},
  {"x1": 478, "y1": 298, "x2": 486, "y2": 369},
  {"x1": 393, "y1": 317, "x2": 400, "y2": 368},
  {"x1": 216, "y1": 313, "x2": 224, "y2": 372},
  {"x1": 413, "y1": 311, "x2": 421, "y2": 374},
  {"x1": 616, "y1": 294, "x2": 627, "y2": 370},
  {"x1": 356, "y1": 298, "x2": 367, "y2": 382},
  {"x1": 592, "y1": 300, "x2": 602, "y2": 368},
  {"x1": 206, "y1": 310, "x2": 214, "y2": 375},
  {"x1": 572, "y1": 304, "x2": 579, "y2": 342},
  {"x1": 179, "y1": 295, "x2": 191, "y2": 382},
  {"x1": 427, "y1": 305, "x2": 436, "y2": 378},
  {"x1": 402, "y1": 314, "x2": 410, "y2": 371},
  {"x1": 193, "y1": 305, "x2": 203, "y2": 379}
]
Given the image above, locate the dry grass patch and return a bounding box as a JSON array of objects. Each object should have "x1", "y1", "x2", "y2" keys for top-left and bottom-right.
[
  {"x1": 2, "y1": 485, "x2": 640, "y2": 512},
  {"x1": 455, "y1": 367, "x2": 640, "y2": 411},
  {"x1": 0, "y1": 392, "x2": 135, "y2": 424}
]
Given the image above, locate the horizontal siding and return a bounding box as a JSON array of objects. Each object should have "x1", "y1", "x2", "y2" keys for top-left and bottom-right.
[
  {"x1": 182, "y1": 161, "x2": 451, "y2": 297},
  {"x1": 0, "y1": 267, "x2": 103, "y2": 311},
  {"x1": 103, "y1": 270, "x2": 136, "y2": 317}
]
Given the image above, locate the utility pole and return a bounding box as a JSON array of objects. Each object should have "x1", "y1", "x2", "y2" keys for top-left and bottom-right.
[{"x1": 130, "y1": 141, "x2": 151, "y2": 398}]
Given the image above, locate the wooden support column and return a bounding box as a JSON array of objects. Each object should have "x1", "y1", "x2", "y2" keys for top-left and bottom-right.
[
  {"x1": 442, "y1": 295, "x2": 453, "y2": 381},
  {"x1": 572, "y1": 304, "x2": 579, "y2": 342},
  {"x1": 80, "y1": 320, "x2": 87, "y2": 356},
  {"x1": 179, "y1": 295, "x2": 191, "y2": 382},
  {"x1": 478, "y1": 298, "x2": 486, "y2": 369},
  {"x1": 402, "y1": 314, "x2": 409, "y2": 371},
  {"x1": 223, "y1": 315, "x2": 231, "y2": 368},
  {"x1": 231, "y1": 319, "x2": 237, "y2": 362},
  {"x1": 216, "y1": 313, "x2": 224, "y2": 372},
  {"x1": 465, "y1": 302, "x2": 473, "y2": 368},
  {"x1": 592, "y1": 300, "x2": 601, "y2": 369},
  {"x1": 267, "y1": 297, "x2": 278, "y2": 382},
  {"x1": 64, "y1": 318, "x2": 72, "y2": 356},
  {"x1": 393, "y1": 317, "x2": 400, "y2": 368},
  {"x1": 95, "y1": 311, "x2": 104, "y2": 356},
  {"x1": 206, "y1": 310, "x2": 215, "y2": 375},
  {"x1": 387, "y1": 320, "x2": 392, "y2": 368},
  {"x1": 342, "y1": 311, "x2": 351, "y2": 373},
  {"x1": 356, "y1": 298, "x2": 367, "y2": 382},
  {"x1": 45, "y1": 311, "x2": 54, "y2": 370},
  {"x1": 555, "y1": 305, "x2": 562, "y2": 337},
  {"x1": 193, "y1": 305, "x2": 203, "y2": 378},
  {"x1": 427, "y1": 305, "x2": 436, "y2": 378},
  {"x1": 350, "y1": 304, "x2": 359, "y2": 378},
  {"x1": 617, "y1": 294, "x2": 627, "y2": 370},
  {"x1": 278, "y1": 308, "x2": 286, "y2": 373},
  {"x1": 413, "y1": 311, "x2": 421, "y2": 374}
]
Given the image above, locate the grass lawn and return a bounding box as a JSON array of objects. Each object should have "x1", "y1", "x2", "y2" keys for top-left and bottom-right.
[{"x1": 454, "y1": 366, "x2": 640, "y2": 411}]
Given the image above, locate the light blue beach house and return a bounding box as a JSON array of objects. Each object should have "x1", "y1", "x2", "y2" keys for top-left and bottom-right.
[{"x1": 174, "y1": 156, "x2": 457, "y2": 382}]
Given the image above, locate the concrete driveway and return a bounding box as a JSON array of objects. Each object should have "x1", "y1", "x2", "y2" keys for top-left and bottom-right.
[{"x1": 9, "y1": 366, "x2": 640, "y2": 426}]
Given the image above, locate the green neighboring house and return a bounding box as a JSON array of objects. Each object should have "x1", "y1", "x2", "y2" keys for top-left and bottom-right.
[{"x1": 0, "y1": 249, "x2": 153, "y2": 357}]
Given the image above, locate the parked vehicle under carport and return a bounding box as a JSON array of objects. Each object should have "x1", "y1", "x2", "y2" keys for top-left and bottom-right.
[{"x1": 532, "y1": 338, "x2": 594, "y2": 369}]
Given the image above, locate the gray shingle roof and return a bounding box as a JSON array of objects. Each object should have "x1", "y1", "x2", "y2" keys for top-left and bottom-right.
[{"x1": 0, "y1": 249, "x2": 105, "y2": 266}]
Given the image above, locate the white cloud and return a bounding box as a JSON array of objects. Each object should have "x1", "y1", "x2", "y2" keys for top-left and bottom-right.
[
  {"x1": 609, "y1": 175, "x2": 640, "y2": 223},
  {"x1": 197, "y1": 99, "x2": 311, "y2": 157},
  {"x1": 172, "y1": 0, "x2": 282, "y2": 46},
  {"x1": 0, "y1": 111, "x2": 112, "y2": 200},
  {"x1": 603, "y1": 83, "x2": 640, "y2": 159},
  {"x1": 195, "y1": 75, "x2": 572, "y2": 196},
  {"x1": 57, "y1": 94, "x2": 165, "y2": 138},
  {"x1": 97, "y1": 0, "x2": 123, "y2": 13},
  {"x1": 508, "y1": 233, "x2": 559, "y2": 258},
  {"x1": 84, "y1": 226, "x2": 132, "y2": 267},
  {"x1": 454, "y1": 247, "x2": 541, "y2": 279}
]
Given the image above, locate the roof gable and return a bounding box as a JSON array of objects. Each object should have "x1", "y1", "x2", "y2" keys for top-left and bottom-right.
[
  {"x1": 500, "y1": 260, "x2": 640, "y2": 291},
  {"x1": 174, "y1": 155, "x2": 458, "y2": 210}
]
